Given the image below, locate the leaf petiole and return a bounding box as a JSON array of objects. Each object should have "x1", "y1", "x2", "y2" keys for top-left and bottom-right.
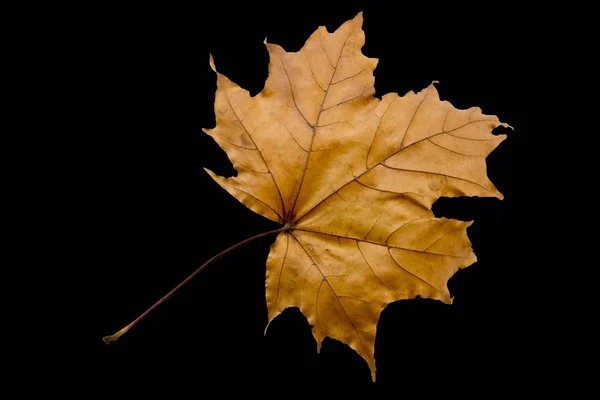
[{"x1": 103, "y1": 225, "x2": 288, "y2": 345}]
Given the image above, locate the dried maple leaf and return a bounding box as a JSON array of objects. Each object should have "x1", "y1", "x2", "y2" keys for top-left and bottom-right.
[
  {"x1": 103, "y1": 11, "x2": 510, "y2": 382},
  {"x1": 202, "y1": 12, "x2": 509, "y2": 381}
]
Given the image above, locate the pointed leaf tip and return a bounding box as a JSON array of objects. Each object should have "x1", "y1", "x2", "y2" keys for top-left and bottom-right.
[
  {"x1": 352, "y1": 11, "x2": 364, "y2": 27},
  {"x1": 209, "y1": 54, "x2": 216, "y2": 72}
]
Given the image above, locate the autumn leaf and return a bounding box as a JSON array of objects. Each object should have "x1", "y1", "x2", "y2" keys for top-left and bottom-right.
[
  {"x1": 202, "y1": 12, "x2": 510, "y2": 381},
  {"x1": 102, "y1": 11, "x2": 510, "y2": 382}
]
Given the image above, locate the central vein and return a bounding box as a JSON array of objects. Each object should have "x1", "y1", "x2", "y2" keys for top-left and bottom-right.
[{"x1": 287, "y1": 28, "x2": 355, "y2": 221}]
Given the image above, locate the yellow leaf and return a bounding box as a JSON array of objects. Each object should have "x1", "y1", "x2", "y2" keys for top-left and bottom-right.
[{"x1": 204, "y1": 12, "x2": 509, "y2": 381}]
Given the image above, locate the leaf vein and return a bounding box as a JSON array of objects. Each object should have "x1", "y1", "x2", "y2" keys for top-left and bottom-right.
[
  {"x1": 218, "y1": 181, "x2": 282, "y2": 220},
  {"x1": 356, "y1": 240, "x2": 407, "y2": 296},
  {"x1": 290, "y1": 232, "x2": 371, "y2": 360},
  {"x1": 223, "y1": 94, "x2": 286, "y2": 220},
  {"x1": 294, "y1": 228, "x2": 468, "y2": 258},
  {"x1": 273, "y1": 234, "x2": 290, "y2": 308},
  {"x1": 387, "y1": 248, "x2": 450, "y2": 302},
  {"x1": 380, "y1": 164, "x2": 494, "y2": 193},
  {"x1": 427, "y1": 138, "x2": 478, "y2": 157},
  {"x1": 331, "y1": 67, "x2": 369, "y2": 85},
  {"x1": 288, "y1": 26, "x2": 355, "y2": 219},
  {"x1": 294, "y1": 115, "x2": 498, "y2": 223}
]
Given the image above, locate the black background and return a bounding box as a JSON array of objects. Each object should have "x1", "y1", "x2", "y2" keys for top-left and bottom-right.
[{"x1": 83, "y1": 2, "x2": 533, "y2": 394}]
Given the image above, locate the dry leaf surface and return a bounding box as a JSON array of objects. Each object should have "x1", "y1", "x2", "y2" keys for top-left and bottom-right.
[{"x1": 204, "y1": 13, "x2": 508, "y2": 381}]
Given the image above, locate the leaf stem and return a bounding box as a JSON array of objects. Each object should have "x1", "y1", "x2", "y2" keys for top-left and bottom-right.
[{"x1": 103, "y1": 225, "x2": 288, "y2": 345}]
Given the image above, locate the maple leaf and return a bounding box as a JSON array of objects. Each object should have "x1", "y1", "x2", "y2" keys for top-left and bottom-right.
[{"x1": 203, "y1": 12, "x2": 510, "y2": 381}]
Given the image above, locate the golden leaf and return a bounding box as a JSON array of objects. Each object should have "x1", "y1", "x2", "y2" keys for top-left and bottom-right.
[{"x1": 204, "y1": 12, "x2": 509, "y2": 381}]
